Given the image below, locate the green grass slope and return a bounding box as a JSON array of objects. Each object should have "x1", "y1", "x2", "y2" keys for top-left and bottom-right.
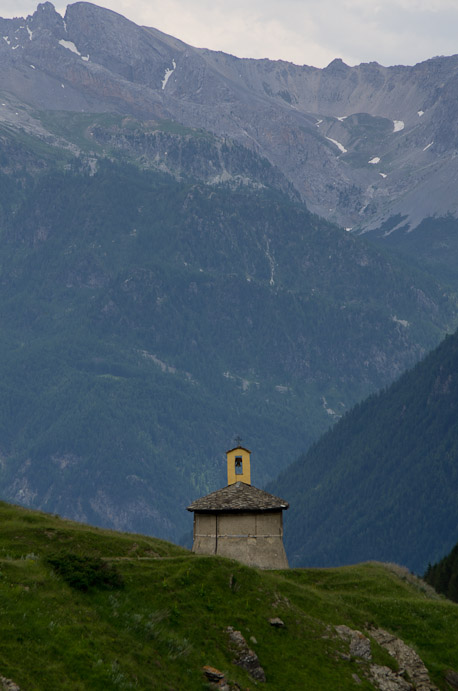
[{"x1": 0, "y1": 501, "x2": 457, "y2": 690}]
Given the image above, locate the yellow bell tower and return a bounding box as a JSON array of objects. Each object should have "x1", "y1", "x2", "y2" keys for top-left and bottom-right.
[{"x1": 227, "y1": 444, "x2": 251, "y2": 485}]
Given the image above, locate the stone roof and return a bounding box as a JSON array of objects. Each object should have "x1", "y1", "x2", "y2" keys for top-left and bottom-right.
[{"x1": 187, "y1": 482, "x2": 289, "y2": 513}]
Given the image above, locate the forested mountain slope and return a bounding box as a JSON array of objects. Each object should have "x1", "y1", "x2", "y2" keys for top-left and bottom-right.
[
  {"x1": 368, "y1": 214, "x2": 458, "y2": 293},
  {"x1": 271, "y1": 329, "x2": 458, "y2": 574},
  {"x1": 0, "y1": 125, "x2": 455, "y2": 542}
]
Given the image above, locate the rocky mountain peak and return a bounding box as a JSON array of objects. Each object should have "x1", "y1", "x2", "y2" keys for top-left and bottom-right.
[
  {"x1": 324, "y1": 57, "x2": 351, "y2": 73},
  {"x1": 36, "y1": 1, "x2": 57, "y2": 13},
  {"x1": 2, "y1": 1, "x2": 458, "y2": 232},
  {"x1": 31, "y1": 1, "x2": 65, "y2": 33}
]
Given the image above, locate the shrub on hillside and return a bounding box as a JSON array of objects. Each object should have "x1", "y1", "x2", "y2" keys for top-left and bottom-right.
[{"x1": 46, "y1": 553, "x2": 124, "y2": 591}]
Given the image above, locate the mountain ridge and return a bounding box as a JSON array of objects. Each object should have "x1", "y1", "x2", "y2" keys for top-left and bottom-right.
[{"x1": 2, "y1": 2, "x2": 458, "y2": 231}]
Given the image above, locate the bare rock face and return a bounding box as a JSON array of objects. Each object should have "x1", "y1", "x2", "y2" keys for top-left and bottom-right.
[
  {"x1": 368, "y1": 665, "x2": 413, "y2": 691},
  {"x1": 334, "y1": 624, "x2": 438, "y2": 691},
  {"x1": 226, "y1": 626, "x2": 266, "y2": 683},
  {"x1": 368, "y1": 627, "x2": 438, "y2": 691},
  {"x1": 202, "y1": 666, "x2": 240, "y2": 691},
  {"x1": 2, "y1": 2, "x2": 458, "y2": 231},
  {"x1": 90, "y1": 123, "x2": 296, "y2": 197},
  {"x1": 335, "y1": 624, "x2": 372, "y2": 661},
  {"x1": 202, "y1": 666, "x2": 225, "y2": 683},
  {"x1": 0, "y1": 676, "x2": 20, "y2": 691}
]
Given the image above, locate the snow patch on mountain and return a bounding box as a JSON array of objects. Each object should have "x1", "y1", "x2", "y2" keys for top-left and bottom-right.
[
  {"x1": 265, "y1": 238, "x2": 276, "y2": 286},
  {"x1": 59, "y1": 39, "x2": 80, "y2": 55},
  {"x1": 392, "y1": 316, "x2": 410, "y2": 327},
  {"x1": 326, "y1": 137, "x2": 347, "y2": 154},
  {"x1": 322, "y1": 396, "x2": 339, "y2": 417},
  {"x1": 58, "y1": 39, "x2": 89, "y2": 61},
  {"x1": 161, "y1": 60, "x2": 176, "y2": 90}
]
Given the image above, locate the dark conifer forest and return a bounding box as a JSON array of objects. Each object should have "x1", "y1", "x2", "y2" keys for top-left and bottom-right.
[
  {"x1": 425, "y1": 541, "x2": 458, "y2": 603},
  {"x1": 271, "y1": 330, "x2": 458, "y2": 573}
]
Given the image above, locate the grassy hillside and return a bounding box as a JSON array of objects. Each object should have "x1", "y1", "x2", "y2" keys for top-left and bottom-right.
[
  {"x1": 270, "y1": 328, "x2": 458, "y2": 575},
  {"x1": 0, "y1": 501, "x2": 457, "y2": 690}
]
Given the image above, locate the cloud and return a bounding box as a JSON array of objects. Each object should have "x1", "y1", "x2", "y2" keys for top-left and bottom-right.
[{"x1": 2, "y1": 0, "x2": 457, "y2": 68}]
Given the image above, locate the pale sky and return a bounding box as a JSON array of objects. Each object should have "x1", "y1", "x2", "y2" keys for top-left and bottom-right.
[{"x1": 2, "y1": 0, "x2": 458, "y2": 68}]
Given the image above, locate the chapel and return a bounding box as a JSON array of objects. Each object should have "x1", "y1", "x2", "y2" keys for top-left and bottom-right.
[{"x1": 187, "y1": 445, "x2": 289, "y2": 569}]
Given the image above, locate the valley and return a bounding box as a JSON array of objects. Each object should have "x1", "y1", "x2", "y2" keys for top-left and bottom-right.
[{"x1": 0, "y1": 1, "x2": 458, "y2": 572}]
